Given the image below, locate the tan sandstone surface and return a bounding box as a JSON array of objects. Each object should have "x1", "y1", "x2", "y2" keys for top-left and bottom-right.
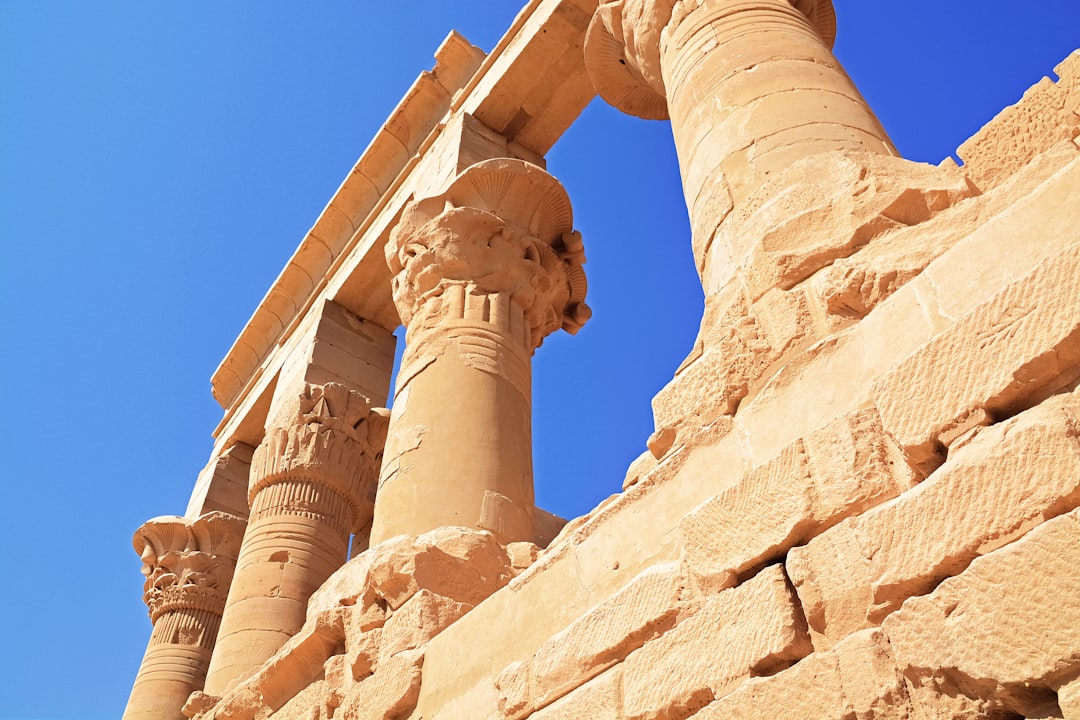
[{"x1": 123, "y1": 2, "x2": 1080, "y2": 719}]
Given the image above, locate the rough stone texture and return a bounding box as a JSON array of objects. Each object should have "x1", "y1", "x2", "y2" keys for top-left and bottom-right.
[
  {"x1": 691, "y1": 629, "x2": 912, "y2": 720},
  {"x1": 339, "y1": 649, "x2": 424, "y2": 720},
  {"x1": 377, "y1": 590, "x2": 471, "y2": 665},
  {"x1": 681, "y1": 406, "x2": 915, "y2": 589},
  {"x1": 127, "y1": 5, "x2": 1080, "y2": 720},
  {"x1": 1060, "y1": 675, "x2": 1080, "y2": 720},
  {"x1": 789, "y1": 390, "x2": 1080, "y2": 648},
  {"x1": 958, "y1": 50, "x2": 1080, "y2": 191},
  {"x1": 621, "y1": 564, "x2": 812, "y2": 720},
  {"x1": 873, "y1": 241, "x2": 1080, "y2": 472},
  {"x1": 365, "y1": 526, "x2": 514, "y2": 609},
  {"x1": 883, "y1": 509, "x2": 1080, "y2": 719},
  {"x1": 723, "y1": 152, "x2": 974, "y2": 301},
  {"x1": 529, "y1": 666, "x2": 623, "y2": 720},
  {"x1": 497, "y1": 562, "x2": 699, "y2": 716},
  {"x1": 652, "y1": 285, "x2": 815, "y2": 447}
]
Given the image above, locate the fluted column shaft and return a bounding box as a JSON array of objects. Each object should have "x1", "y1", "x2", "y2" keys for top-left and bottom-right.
[
  {"x1": 369, "y1": 158, "x2": 590, "y2": 547},
  {"x1": 203, "y1": 383, "x2": 388, "y2": 696},
  {"x1": 123, "y1": 513, "x2": 244, "y2": 720}
]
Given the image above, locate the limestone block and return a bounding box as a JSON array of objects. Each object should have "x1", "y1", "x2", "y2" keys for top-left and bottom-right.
[
  {"x1": 682, "y1": 407, "x2": 915, "y2": 589},
  {"x1": 378, "y1": 589, "x2": 472, "y2": 665},
  {"x1": 621, "y1": 564, "x2": 811, "y2": 720},
  {"x1": 346, "y1": 628, "x2": 382, "y2": 682},
  {"x1": 809, "y1": 219, "x2": 957, "y2": 329},
  {"x1": 533, "y1": 507, "x2": 568, "y2": 548},
  {"x1": 505, "y1": 541, "x2": 540, "y2": 573},
  {"x1": 623, "y1": 448, "x2": 661, "y2": 490},
  {"x1": 653, "y1": 286, "x2": 812, "y2": 443},
  {"x1": 499, "y1": 562, "x2": 698, "y2": 716},
  {"x1": 691, "y1": 629, "x2": 911, "y2": 720},
  {"x1": 785, "y1": 519, "x2": 875, "y2": 651},
  {"x1": 187, "y1": 442, "x2": 255, "y2": 519},
  {"x1": 958, "y1": 51, "x2": 1080, "y2": 190},
  {"x1": 366, "y1": 527, "x2": 513, "y2": 609},
  {"x1": 874, "y1": 242, "x2": 1080, "y2": 471},
  {"x1": 883, "y1": 509, "x2": 1080, "y2": 718},
  {"x1": 529, "y1": 666, "x2": 623, "y2": 720},
  {"x1": 339, "y1": 648, "x2": 424, "y2": 720},
  {"x1": 496, "y1": 661, "x2": 531, "y2": 719},
  {"x1": 1060, "y1": 675, "x2": 1080, "y2": 720},
  {"x1": 708, "y1": 151, "x2": 973, "y2": 300},
  {"x1": 789, "y1": 393, "x2": 1080, "y2": 648}
]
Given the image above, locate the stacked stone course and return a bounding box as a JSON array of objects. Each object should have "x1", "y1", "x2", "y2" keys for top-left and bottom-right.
[{"x1": 123, "y1": 2, "x2": 1080, "y2": 719}]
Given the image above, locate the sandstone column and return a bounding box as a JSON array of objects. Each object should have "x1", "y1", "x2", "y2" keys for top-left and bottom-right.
[
  {"x1": 369, "y1": 158, "x2": 590, "y2": 547},
  {"x1": 123, "y1": 512, "x2": 244, "y2": 720},
  {"x1": 203, "y1": 382, "x2": 389, "y2": 695},
  {"x1": 584, "y1": 0, "x2": 896, "y2": 288}
]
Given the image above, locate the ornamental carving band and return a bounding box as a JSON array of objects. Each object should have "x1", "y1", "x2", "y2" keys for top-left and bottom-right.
[
  {"x1": 134, "y1": 512, "x2": 245, "y2": 621},
  {"x1": 249, "y1": 382, "x2": 390, "y2": 530},
  {"x1": 387, "y1": 158, "x2": 590, "y2": 352}
]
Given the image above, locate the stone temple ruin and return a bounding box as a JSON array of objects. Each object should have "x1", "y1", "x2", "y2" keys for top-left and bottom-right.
[{"x1": 122, "y1": 1, "x2": 1080, "y2": 718}]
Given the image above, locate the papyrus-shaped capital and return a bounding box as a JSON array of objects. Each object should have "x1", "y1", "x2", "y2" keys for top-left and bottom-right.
[
  {"x1": 250, "y1": 382, "x2": 390, "y2": 533},
  {"x1": 387, "y1": 158, "x2": 590, "y2": 352},
  {"x1": 134, "y1": 512, "x2": 245, "y2": 621}
]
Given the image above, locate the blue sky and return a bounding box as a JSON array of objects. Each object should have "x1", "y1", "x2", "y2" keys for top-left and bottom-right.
[{"x1": 1, "y1": 2, "x2": 1077, "y2": 718}]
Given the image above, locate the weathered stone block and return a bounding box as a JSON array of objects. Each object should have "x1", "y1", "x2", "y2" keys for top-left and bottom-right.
[
  {"x1": 883, "y1": 509, "x2": 1080, "y2": 719},
  {"x1": 873, "y1": 242, "x2": 1080, "y2": 471},
  {"x1": 789, "y1": 392, "x2": 1080, "y2": 648},
  {"x1": 495, "y1": 661, "x2": 531, "y2": 720},
  {"x1": 530, "y1": 666, "x2": 623, "y2": 720},
  {"x1": 621, "y1": 564, "x2": 811, "y2": 720},
  {"x1": 785, "y1": 519, "x2": 875, "y2": 650},
  {"x1": 339, "y1": 649, "x2": 424, "y2": 720},
  {"x1": 958, "y1": 50, "x2": 1080, "y2": 190},
  {"x1": 530, "y1": 562, "x2": 698, "y2": 710},
  {"x1": 367, "y1": 527, "x2": 513, "y2": 609},
  {"x1": 682, "y1": 407, "x2": 914, "y2": 589},
  {"x1": 1059, "y1": 675, "x2": 1080, "y2": 720},
  {"x1": 378, "y1": 589, "x2": 471, "y2": 665},
  {"x1": 721, "y1": 151, "x2": 973, "y2": 301},
  {"x1": 691, "y1": 629, "x2": 911, "y2": 720},
  {"x1": 652, "y1": 286, "x2": 813, "y2": 446}
]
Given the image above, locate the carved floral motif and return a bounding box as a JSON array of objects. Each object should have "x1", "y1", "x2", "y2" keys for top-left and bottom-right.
[
  {"x1": 134, "y1": 512, "x2": 245, "y2": 621},
  {"x1": 250, "y1": 382, "x2": 390, "y2": 532},
  {"x1": 387, "y1": 158, "x2": 590, "y2": 353}
]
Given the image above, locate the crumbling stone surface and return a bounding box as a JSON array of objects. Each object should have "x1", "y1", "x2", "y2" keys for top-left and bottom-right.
[
  {"x1": 681, "y1": 406, "x2": 915, "y2": 590},
  {"x1": 497, "y1": 562, "x2": 699, "y2": 717},
  {"x1": 620, "y1": 564, "x2": 812, "y2": 720},
  {"x1": 690, "y1": 629, "x2": 912, "y2": 720},
  {"x1": 788, "y1": 390, "x2": 1080, "y2": 648},
  {"x1": 958, "y1": 50, "x2": 1080, "y2": 190},
  {"x1": 873, "y1": 242, "x2": 1080, "y2": 473},
  {"x1": 187, "y1": 527, "x2": 512, "y2": 720},
  {"x1": 338, "y1": 649, "x2": 425, "y2": 720},
  {"x1": 127, "y1": 4, "x2": 1080, "y2": 719},
  {"x1": 529, "y1": 666, "x2": 623, "y2": 720},
  {"x1": 883, "y1": 508, "x2": 1080, "y2": 719},
  {"x1": 722, "y1": 151, "x2": 975, "y2": 302}
]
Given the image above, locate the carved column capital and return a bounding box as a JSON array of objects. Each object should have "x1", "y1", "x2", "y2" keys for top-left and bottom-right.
[
  {"x1": 584, "y1": 0, "x2": 836, "y2": 119},
  {"x1": 134, "y1": 512, "x2": 245, "y2": 622},
  {"x1": 387, "y1": 158, "x2": 590, "y2": 353},
  {"x1": 250, "y1": 382, "x2": 390, "y2": 533}
]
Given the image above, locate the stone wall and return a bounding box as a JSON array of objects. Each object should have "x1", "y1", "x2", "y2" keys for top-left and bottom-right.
[{"x1": 122, "y1": 2, "x2": 1080, "y2": 718}]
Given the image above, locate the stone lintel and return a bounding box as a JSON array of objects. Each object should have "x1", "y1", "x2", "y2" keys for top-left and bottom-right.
[{"x1": 209, "y1": 0, "x2": 598, "y2": 453}]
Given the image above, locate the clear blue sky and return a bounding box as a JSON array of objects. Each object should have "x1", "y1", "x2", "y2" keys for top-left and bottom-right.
[{"x1": 1, "y1": 2, "x2": 1076, "y2": 718}]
